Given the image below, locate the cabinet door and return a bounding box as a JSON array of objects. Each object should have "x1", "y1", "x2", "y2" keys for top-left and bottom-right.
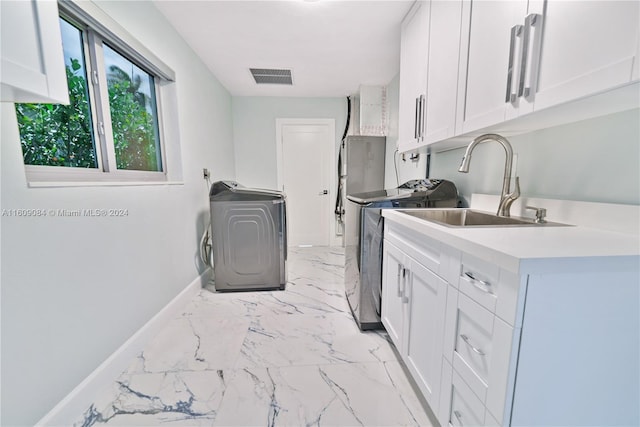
[
  {"x1": 533, "y1": 0, "x2": 640, "y2": 111},
  {"x1": 423, "y1": 0, "x2": 463, "y2": 144},
  {"x1": 397, "y1": 0, "x2": 430, "y2": 152},
  {"x1": 381, "y1": 241, "x2": 406, "y2": 351},
  {"x1": 404, "y1": 256, "x2": 448, "y2": 408},
  {"x1": 456, "y1": 0, "x2": 528, "y2": 134},
  {"x1": 1, "y1": 0, "x2": 68, "y2": 103}
]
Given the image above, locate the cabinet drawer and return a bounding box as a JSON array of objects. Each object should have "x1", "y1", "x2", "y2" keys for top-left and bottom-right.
[
  {"x1": 449, "y1": 370, "x2": 485, "y2": 427},
  {"x1": 458, "y1": 252, "x2": 522, "y2": 326},
  {"x1": 450, "y1": 293, "x2": 517, "y2": 425},
  {"x1": 385, "y1": 221, "x2": 458, "y2": 278},
  {"x1": 453, "y1": 293, "x2": 494, "y2": 395},
  {"x1": 441, "y1": 360, "x2": 506, "y2": 427}
]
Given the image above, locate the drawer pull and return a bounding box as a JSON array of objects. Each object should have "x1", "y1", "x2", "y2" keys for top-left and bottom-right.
[
  {"x1": 454, "y1": 410, "x2": 463, "y2": 423},
  {"x1": 460, "y1": 334, "x2": 486, "y2": 356},
  {"x1": 464, "y1": 271, "x2": 493, "y2": 294}
]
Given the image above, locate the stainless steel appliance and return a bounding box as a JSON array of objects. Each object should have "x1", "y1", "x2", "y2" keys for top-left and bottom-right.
[
  {"x1": 209, "y1": 181, "x2": 287, "y2": 291},
  {"x1": 345, "y1": 179, "x2": 458, "y2": 330},
  {"x1": 339, "y1": 135, "x2": 387, "y2": 239}
]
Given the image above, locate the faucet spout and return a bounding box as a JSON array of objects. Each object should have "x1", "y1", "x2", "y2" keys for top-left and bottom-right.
[
  {"x1": 457, "y1": 133, "x2": 520, "y2": 217},
  {"x1": 458, "y1": 154, "x2": 471, "y2": 173}
]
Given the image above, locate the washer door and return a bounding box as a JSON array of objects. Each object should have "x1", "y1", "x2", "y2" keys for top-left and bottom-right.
[{"x1": 366, "y1": 212, "x2": 384, "y2": 316}]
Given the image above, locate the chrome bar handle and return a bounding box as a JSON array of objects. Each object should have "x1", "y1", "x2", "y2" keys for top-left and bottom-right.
[
  {"x1": 505, "y1": 24, "x2": 523, "y2": 103},
  {"x1": 414, "y1": 97, "x2": 420, "y2": 139},
  {"x1": 523, "y1": 13, "x2": 542, "y2": 98},
  {"x1": 401, "y1": 267, "x2": 409, "y2": 303},
  {"x1": 419, "y1": 94, "x2": 426, "y2": 140},
  {"x1": 397, "y1": 264, "x2": 403, "y2": 297},
  {"x1": 460, "y1": 334, "x2": 486, "y2": 356},
  {"x1": 518, "y1": 15, "x2": 533, "y2": 97},
  {"x1": 464, "y1": 271, "x2": 493, "y2": 294}
]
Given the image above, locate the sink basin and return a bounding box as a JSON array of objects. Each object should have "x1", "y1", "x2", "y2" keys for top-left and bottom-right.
[{"x1": 399, "y1": 209, "x2": 568, "y2": 227}]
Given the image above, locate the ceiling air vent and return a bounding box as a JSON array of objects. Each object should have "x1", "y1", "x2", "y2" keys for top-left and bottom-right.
[{"x1": 250, "y1": 68, "x2": 293, "y2": 85}]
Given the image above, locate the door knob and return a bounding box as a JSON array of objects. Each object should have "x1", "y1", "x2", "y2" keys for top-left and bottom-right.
[{"x1": 319, "y1": 190, "x2": 328, "y2": 195}]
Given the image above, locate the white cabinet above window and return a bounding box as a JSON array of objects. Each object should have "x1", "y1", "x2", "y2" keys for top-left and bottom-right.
[{"x1": 1, "y1": 0, "x2": 69, "y2": 104}]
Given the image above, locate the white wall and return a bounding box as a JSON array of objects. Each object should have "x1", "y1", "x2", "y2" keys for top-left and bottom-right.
[
  {"x1": 0, "y1": 2, "x2": 236, "y2": 425},
  {"x1": 232, "y1": 96, "x2": 347, "y2": 190},
  {"x1": 430, "y1": 108, "x2": 640, "y2": 206},
  {"x1": 384, "y1": 74, "x2": 428, "y2": 188}
]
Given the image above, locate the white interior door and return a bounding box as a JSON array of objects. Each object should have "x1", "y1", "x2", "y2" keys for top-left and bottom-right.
[{"x1": 278, "y1": 120, "x2": 334, "y2": 247}]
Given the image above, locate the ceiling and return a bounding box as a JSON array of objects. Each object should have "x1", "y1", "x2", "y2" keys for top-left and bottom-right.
[{"x1": 153, "y1": 1, "x2": 413, "y2": 97}]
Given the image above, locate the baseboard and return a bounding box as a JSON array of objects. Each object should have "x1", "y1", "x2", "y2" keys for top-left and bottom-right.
[{"x1": 35, "y1": 269, "x2": 208, "y2": 426}]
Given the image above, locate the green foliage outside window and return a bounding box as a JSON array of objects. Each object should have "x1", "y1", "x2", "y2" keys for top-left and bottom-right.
[
  {"x1": 15, "y1": 59, "x2": 97, "y2": 168},
  {"x1": 106, "y1": 65, "x2": 160, "y2": 172},
  {"x1": 15, "y1": 60, "x2": 161, "y2": 172}
]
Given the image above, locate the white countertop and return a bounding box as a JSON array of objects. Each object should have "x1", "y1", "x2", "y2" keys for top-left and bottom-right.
[{"x1": 383, "y1": 208, "x2": 640, "y2": 274}]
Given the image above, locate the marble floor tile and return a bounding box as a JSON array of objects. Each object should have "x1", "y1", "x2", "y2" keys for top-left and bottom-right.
[
  {"x1": 235, "y1": 313, "x2": 397, "y2": 368},
  {"x1": 77, "y1": 370, "x2": 223, "y2": 426},
  {"x1": 75, "y1": 246, "x2": 434, "y2": 427},
  {"x1": 211, "y1": 362, "x2": 430, "y2": 427},
  {"x1": 127, "y1": 316, "x2": 251, "y2": 374}
]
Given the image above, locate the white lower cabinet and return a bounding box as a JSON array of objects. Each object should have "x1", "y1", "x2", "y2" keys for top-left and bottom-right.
[
  {"x1": 381, "y1": 239, "x2": 448, "y2": 409},
  {"x1": 381, "y1": 242, "x2": 406, "y2": 349},
  {"x1": 382, "y1": 217, "x2": 639, "y2": 426},
  {"x1": 443, "y1": 291, "x2": 518, "y2": 425},
  {"x1": 405, "y1": 256, "x2": 448, "y2": 406}
]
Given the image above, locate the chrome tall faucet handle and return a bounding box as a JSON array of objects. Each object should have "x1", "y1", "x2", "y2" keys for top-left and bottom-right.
[
  {"x1": 509, "y1": 176, "x2": 521, "y2": 199},
  {"x1": 498, "y1": 176, "x2": 520, "y2": 217}
]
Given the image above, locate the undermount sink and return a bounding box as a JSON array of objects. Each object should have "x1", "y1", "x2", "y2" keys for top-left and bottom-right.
[{"x1": 399, "y1": 209, "x2": 568, "y2": 228}]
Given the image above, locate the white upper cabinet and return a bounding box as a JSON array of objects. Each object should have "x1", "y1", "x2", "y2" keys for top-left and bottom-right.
[
  {"x1": 397, "y1": 0, "x2": 430, "y2": 153},
  {"x1": 455, "y1": 0, "x2": 529, "y2": 134},
  {"x1": 422, "y1": 0, "x2": 464, "y2": 145},
  {"x1": 532, "y1": 0, "x2": 640, "y2": 112},
  {"x1": 1, "y1": 0, "x2": 69, "y2": 104},
  {"x1": 455, "y1": 0, "x2": 640, "y2": 137},
  {"x1": 398, "y1": 0, "x2": 464, "y2": 152}
]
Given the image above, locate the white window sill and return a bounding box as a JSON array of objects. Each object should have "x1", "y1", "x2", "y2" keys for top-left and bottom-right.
[
  {"x1": 27, "y1": 180, "x2": 184, "y2": 188},
  {"x1": 24, "y1": 165, "x2": 184, "y2": 188}
]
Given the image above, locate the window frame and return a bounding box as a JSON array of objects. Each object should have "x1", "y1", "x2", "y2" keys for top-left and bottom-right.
[{"x1": 21, "y1": 0, "x2": 177, "y2": 185}]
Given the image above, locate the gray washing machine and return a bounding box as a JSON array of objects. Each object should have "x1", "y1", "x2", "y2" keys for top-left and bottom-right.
[
  {"x1": 209, "y1": 181, "x2": 287, "y2": 291},
  {"x1": 345, "y1": 179, "x2": 458, "y2": 330}
]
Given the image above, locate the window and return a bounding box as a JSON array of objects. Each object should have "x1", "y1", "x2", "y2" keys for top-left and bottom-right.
[
  {"x1": 14, "y1": 2, "x2": 174, "y2": 183},
  {"x1": 103, "y1": 45, "x2": 162, "y2": 172},
  {"x1": 16, "y1": 17, "x2": 97, "y2": 169}
]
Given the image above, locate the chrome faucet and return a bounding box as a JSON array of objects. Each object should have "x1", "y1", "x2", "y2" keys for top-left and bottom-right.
[{"x1": 458, "y1": 133, "x2": 521, "y2": 217}]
